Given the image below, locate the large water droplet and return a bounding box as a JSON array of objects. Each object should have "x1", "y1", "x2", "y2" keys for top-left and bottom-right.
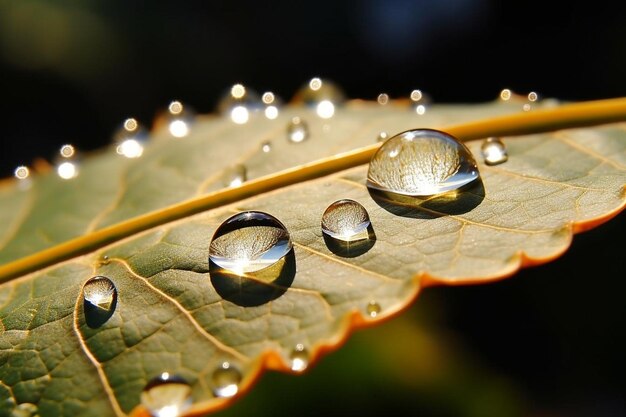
[
  {"x1": 209, "y1": 211, "x2": 292, "y2": 275},
  {"x1": 83, "y1": 276, "x2": 117, "y2": 328},
  {"x1": 367, "y1": 129, "x2": 479, "y2": 197},
  {"x1": 480, "y1": 137, "x2": 508, "y2": 166},
  {"x1": 141, "y1": 373, "x2": 192, "y2": 417},
  {"x1": 290, "y1": 344, "x2": 309, "y2": 372},
  {"x1": 114, "y1": 117, "x2": 147, "y2": 159},
  {"x1": 218, "y1": 83, "x2": 261, "y2": 124},
  {"x1": 322, "y1": 199, "x2": 371, "y2": 242},
  {"x1": 212, "y1": 362, "x2": 241, "y2": 398},
  {"x1": 287, "y1": 117, "x2": 309, "y2": 143}
]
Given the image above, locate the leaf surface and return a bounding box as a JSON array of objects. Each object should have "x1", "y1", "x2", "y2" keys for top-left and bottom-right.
[{"x1": 0, "y1": 98, "x2": 625, "y2": 416}]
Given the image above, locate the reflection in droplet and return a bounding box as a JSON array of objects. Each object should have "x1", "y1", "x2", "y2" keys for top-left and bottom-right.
[
  {"x1": 83, "y1": 276, "x2": 117, "y2": 328},
  {"x1": 290, "y1": 344, "x2": 309, "y2": 372},
  {"x1": 83, "y1": 276, "x2": 117, "y2": 311},
  {"x1": 366, "y1": 301, "x2": 381, "y2": 318},
  {"x1": 141, "y1": 372, "x2": 192, "y2": 417},
  {"x1": 115, "y1": 117, "x2": 147, "y2": 158},
  {"x1": 322, "y1": 199, "x2": 371, "y2": 242},
  {"x1": 367, "y1": 129, "x2": 479, "y2": 197},
  {"x1": 500, "y1": 89, "x2": 512, "y2": 101},
  {"x1": 262, "y1": 91, "x2": 281, "y2": 119},
  {"x1": 377, "y1": 93, "x2": 389, "y2": 105},
  {"x1": 209, "y1": 211, "x2": 292, "y2": 275},
  {"x1": 218, "y1": 83, "x2": 261, "y2": 124},
  {"x1": 287, "y1": 117, "x2": 309, "y2": 143},
  {"x1": 223, "y1": 164, "x2": 247, "y2": 187},
  {"x1": 376, "y1": 131, "x2": 388, "y2": 142},
  {"x1": 292, "y1": 77, "x2": 345, "y2": 110},
  {"x1": 166, "y1": 100, "x2": 195, "y2": 138},
  {"x1": 261, "y1": 141, "x2": 272, "y2": 153},
  {"x1": 57, "y1": 161, "x2": 78, "y2": 180},
  {"x1": 316, "y1": 100, "x2": 335, "y2": 119},
  {"x1": 480, "y1": 137, "x2": 508, "y2": 166},
  {"x1": 212, "y1": 362, "x2": 241, "y2": 398},
  {"x1": 14, "y1": 165, "x2": 29, "y2": 180}
]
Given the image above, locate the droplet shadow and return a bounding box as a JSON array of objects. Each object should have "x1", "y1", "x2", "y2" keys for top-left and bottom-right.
[
  {"x1": 210, "y1": 250, "x2": 296, "y2": 307},
  {"x1": 84, "y1": 296, "x2": 118, "y2": 329},
  {"x1": 323, "y1": 225, "x2": 376, "y2": 258},
  {"x1": 369, "y1": 178, "x2": 485, "y2": 219}
]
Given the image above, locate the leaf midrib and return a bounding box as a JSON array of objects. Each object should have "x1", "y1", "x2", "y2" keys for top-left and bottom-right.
[{"x1": 2, "y1": 96, "x2": 626, "y2": 283}]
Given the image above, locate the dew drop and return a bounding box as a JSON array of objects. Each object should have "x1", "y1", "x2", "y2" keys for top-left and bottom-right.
[
  {"x1": 141, "y1": 372, "x2": 192, "y2": 417},
  {"x1": 415, "y1": 104, "x2": 426, "y2": 115},
  {"x1": 376, "y1": 131, "x2": 388, "y2": 142},
  {"x1": 410, "y1": 89, "x2": 423, "y2": 102},
  {"x1": 212, "y1": 362, "x2": 241, "y2": 398},
  {"x1": 287, "y1": 117, "x2": 309, "y2": 143},
  {"x1": 209, "y1": 211, "x2": 292, "y2": 275},
  {"x1": 223, "y1": 164, "x2": 247, "y2": 188},
  {"x1": 528, "y1": 91, "x2": 539, "y2": 102},
  {"x1": 366, "y1": 301, "x2": 381, "y2": 318},
  {"x1": 290, "y1": 344, "x2": 309, "y2": 372},
  {"x1": 114, "y1": 117, "x2": 147, "y2": 159},
  {"x1": 522, "y1": 103, "x2": 532, "y2": 112},
  {"x1": 262, "y1": 91, "x2": 282, "y2": 120},
  {"x1": 166, "y1": 100, "x2": 195, "y2": 138},
  {"x1": 83, "y1": 276, "x2": 117, "y2": 328},
  {"x1": 57, "y1": 161, "x2": 78, "y2": 180},
  {"x1": 499, "y1": 88, "x2": 512, "y2": 101},
  {"x1": 480, "y1": 137, "x2": 508, "y2": 165},
  {"x1": 261, "y1": 141, "x2": 272, "y2": 153},
  {"x1": 321, "y1": 199, "x2": 371, "y2": 242},
  {"x1": 366, "y1": 129, "x2": 479, "y2": 197},
  {"x1": 59, "y1": 144, "x2": 76, "y2": 158},
  {"x1": 292, "y1": 77, "x2": 346, "y2": 113},
  {"x1": 14, "y1": 165, "x2": 29, "y2": 180},
  {"x1": 377, "y1": 93, "x2": 389, "y2": 105},
  {"x1": 218, "y1": 83, "x2": 261, "y2": 125}
]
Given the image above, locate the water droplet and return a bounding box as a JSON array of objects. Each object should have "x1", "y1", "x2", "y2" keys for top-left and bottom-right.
[
  {"x1": 528, "y1": 91, "x2": 539, "y2": 102},
  {"x1": 287, "y1": 117, "x2": 309, "y2": 143},
  {"x1": 11, "y1": 403, "x2": 38, "y2": 417},
  {"x1": 218, "y1": 83, "x2": 261, "y2": 125},
  {"x1": 321, "y1": 199, "x2": 371, "y2": 242},
  {"x1": 292, "y1": 77, "x2": 346, "y2": 111},
  {"x1": 141, "y1": 372, "x2": 192, "y2": 417},
  {"x1": 290, "y1": 344, "x2": 309, "y2": 372},
  {"x1": 522, "y1": 103, "x2": 532, "y2": 112},
  {"x1": 376, "y1": 131, "x2": 388, "y2": 142},
  {"x1": 410, "y1": 89, "x2": 423, "y2": 102},
  {"x1": 212, "y1": 362, "x2": 241, "y2": 398},
  {"x1": 59, "y1": 144, "x2": 76, "y2": 158},
  {"x1": 83, "y1": 276, "x2": 117, "y2": 328},
  {"x1": 209, "y1": 211, "x2": 292, "y2": 275},
  {"x1": 14, "y1": 165, "x2": 29, "y2": 180},
  {"x1": 500, "y1": 88, "x2": 512, "y2": 101},
  {"x1": 366, "y1": 301, "x2": 381, "y2": 318},
  {"x1": 377, "y1": 93, "x2": 389, "y2": 105},
  {"x1": 367, "y1": 129, "x2": 479, "y2": 197},
  {"x1": 166, "y1": 100, "x2": 195, "y2": 138},
  {"x1": 223, "y1": 164, "x2": 247, "y2": 187},
  {"x1": 261, "y1": 141, "x2": 272, "y2": 153},
  {"x1": 114, "y1": 117, "x2": 147, "y2": 158},
  {"x1": 261, "y1": 91, "x2": 282, "y2": 120},
  {"x1": 57, "y1": 161, "x2": 78, "y2": 180},
  {"x1": 415, "y1": 104, "x2": 426, "y2": 115},
  {"x1": 480, "y1": 137, "x2": 508, "y2": 166}
]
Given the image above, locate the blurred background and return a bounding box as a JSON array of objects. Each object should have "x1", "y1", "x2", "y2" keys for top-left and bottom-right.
[{"x1": 0, "y1": 1, "x2": 625, "y2": 416}]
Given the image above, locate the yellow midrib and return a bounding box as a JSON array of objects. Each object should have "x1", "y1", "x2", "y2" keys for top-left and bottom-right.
[{"x1": 2, "y1": 96, "x2": 626, "y2": 283}]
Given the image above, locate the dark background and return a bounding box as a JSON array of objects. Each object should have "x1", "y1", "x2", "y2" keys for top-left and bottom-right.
[{"x1": 1, "y1": 1, "x2": 625, "y2": 416}]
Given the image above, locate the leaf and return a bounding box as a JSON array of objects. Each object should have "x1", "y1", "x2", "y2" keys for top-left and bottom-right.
[{"x1": 0, "y1": 97, "x2": 625, "y2": 417}]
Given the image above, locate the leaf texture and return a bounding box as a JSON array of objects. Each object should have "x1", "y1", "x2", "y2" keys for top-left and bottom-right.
[{"x1": 0, "y1": 98, "x2": 625, "y2": 417}]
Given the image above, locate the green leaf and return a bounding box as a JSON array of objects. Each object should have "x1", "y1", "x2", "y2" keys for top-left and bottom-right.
[{"x1": 0, "y1": 97, "x2": 625, "y2": 417}]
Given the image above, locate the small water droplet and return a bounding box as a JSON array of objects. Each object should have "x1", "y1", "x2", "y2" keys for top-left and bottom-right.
[
  {"x1": 321, "y1": 199, "x2": 371, "y2": 242},
  {"x1": 292, "y1": 77, "x2": 346, "y2": 111},
  {"x1": 212, "y1": 362, "x2": 241, "y2": 398},
  {"x1": 262, "y1": 91, "x2": 282, "y2": 119},
  {"x1": 261, "y1": 141, "x2": 272, "y2": 153},
  {"x1": 500, "y1": 88, "x2": 512, "y2": 101},
  {"x1": 376, "y1": 131, "x2": 388, "y2": 142},
  {"x1": 209, "y1": 211, "x2": 292, "y2": 275},
  {"x1": 415, "y1": 104, "x2": 426, "y2": 115},
  {"x1": 166, "y1": 100, "x2": 195, "y2": 138},
  {"x1": 99, "y1": 254, "x2": 110, "y2": 265},
  {"x1": 377, "y1": 93, "x2": 389, "y2": 105},
  {"x1": 57, "y1": 161, "x2": 79, "y2": 180},
  {"x1": 410, "y1": 89, "x2": 423, "y2": 102},
  {"x1": 83, "y1": 276, "x2": 117, "y2": 328},
  {"x1": 290, "y1": 344, "x2": 309, "y2": 372},
  {"x1": 223, "y1": 164, "x2": 247, "y2": 188},
  {"x1": 287, "y1": 117, "x2": 309, "y2": 143},
  {"x1": 59, "y1": 144, "x2": 76, "y2": 158},
  {"x1": 218, "y1": 83, "x2": 261, "y2": 125},
  {"x1": 14, "y1": 165, "x2": 29, "y2": 180},
  {"x1": 11, "y1": 403, "x2": 38, "y2": 417},
  {"x1": 480, "y1": 137, "x2": 508, "y2": 165},
  {"x1": 141, "y1": 372, "x2": 192, "y2": 417},
  {"x1": 366, "y1": 301, "x2": 381, "y2": 318},
  {"x1": 367, "y1": 129, "x2": 479, "y2": 197},
  {"x1": 528, "y1": 91, "x2": 539, "y2": 102},
  {"x1": 522, "y1": 103, "x2": 532, "y2": 111},
  {"x1": 114, "y1": 117, "x2": 147, "y2": 158}
]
